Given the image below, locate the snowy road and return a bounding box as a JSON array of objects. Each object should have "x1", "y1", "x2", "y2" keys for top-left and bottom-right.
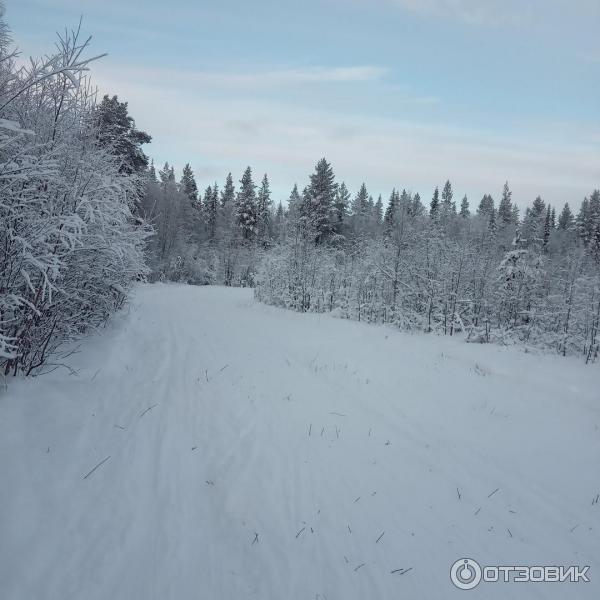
[{"x1": 1, "y1": 284, "x2": 599, "y2": 599}]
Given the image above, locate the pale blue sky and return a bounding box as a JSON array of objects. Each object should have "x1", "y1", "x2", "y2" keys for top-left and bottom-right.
[{"x1": 7, "y1": 0, "x2": 600, "y2": 207}]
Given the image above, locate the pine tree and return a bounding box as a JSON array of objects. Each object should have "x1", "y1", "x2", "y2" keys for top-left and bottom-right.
[
  {"x1": 235, "y1": 167, "x2": 257, "y2": 241},
  {"x1": 459, "y1": 195, "x2": 470, "y2": 218},
  {"x1": 93, "y1": 94, "x2": 151, "y2": 174},
  {"x1": 180, "y1": 163, "x2": 198, "y2": 202}
]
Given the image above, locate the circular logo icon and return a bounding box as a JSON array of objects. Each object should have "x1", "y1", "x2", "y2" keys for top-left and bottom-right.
[{"x1": 450, "y1": 558, "x2": 482, "y2": 590}]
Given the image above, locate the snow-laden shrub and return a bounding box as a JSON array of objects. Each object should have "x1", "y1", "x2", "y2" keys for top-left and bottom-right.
[{"x1": 0, "y1": 20, "x2": 150, "y2": 374}]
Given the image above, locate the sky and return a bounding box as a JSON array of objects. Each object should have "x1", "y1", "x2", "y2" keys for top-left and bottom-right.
[{"x1": 6, "y1": 0, "x2": 600, "y2": 209}]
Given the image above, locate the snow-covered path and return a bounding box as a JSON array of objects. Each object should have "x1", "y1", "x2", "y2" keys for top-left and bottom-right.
[{"x1": 1, "y1": 284, "x2": 599, "y2": 600}]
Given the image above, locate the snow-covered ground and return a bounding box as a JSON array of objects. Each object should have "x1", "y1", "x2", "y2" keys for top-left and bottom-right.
[{"x1": 1, "y1": 284, "x2": 599, "y2": 600}]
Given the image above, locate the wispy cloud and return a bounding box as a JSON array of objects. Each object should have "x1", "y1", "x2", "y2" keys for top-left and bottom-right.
[
  {"x1": 92, "y1": 61, "x2": 600, "y2": 209},
  {"x1": 96, "y1": 64, "x2": 388, "y2": 89},
  {"x1": 386, "y1": 0, "x2": 600, "y2": 27}
]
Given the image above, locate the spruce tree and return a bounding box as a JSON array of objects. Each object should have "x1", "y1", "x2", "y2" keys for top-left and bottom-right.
[
  {"x1": 459, "y1": 195, "x2": 470, "y2": 218},
  {"x1": 374, "y1": 194, "x2": 384, "y2": 226},
  {"x1": 352, "y1": 183, "x2": 370, "y2": 234},
  {"x1": 235, "y1": 167, "x2": 257, "y2": 241},
  {"x1": 441, "y1": 180, "x2": 455, "y2": 219},
  {"x1": 383, "y1": 189, "x2": 398, "y2": 236},
  {"x1": 412, "y1": 193, "x2": 425, "y2": 217},
  {"x1": 256, "y1": 173, "x2": 273, "y2": 246},
  {"x1": 498, "y1": 182, "x2": 513, "y2": 224},
  {"x1": 221, "y1": 172, "x2": 235, "y2": 209},
  {"x1": 159, "y1": 162, "x2": 175, "y2": 185},
  {"x1": 180, "y1": 163, "x2": 198, "y2": 202},
  {"x1": 287, "y1": 184, "x2": 302, "y2": 222},
  {"x1": 557, "y1": 202, "x2": 573, "y2": 231},
  {"x1": 333, "y1": 182, "x2": 350, "y2": 234},
  {"x1": 477, "y1": 194, "x2": 494, "y2": 218},
  {"x1": 204, "y1": 184, "x2": 218, "y2": 241},
  {"x1": 430, "y1": 187, "x2": 440, "y2": 220},
  {"x1": 306, "y1": 158, "x2": 336, "y2": 243}
]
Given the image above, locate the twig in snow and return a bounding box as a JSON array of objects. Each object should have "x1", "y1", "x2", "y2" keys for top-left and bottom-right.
[
  {"x1": 308, "y1": 423, "x2": 312, "y2": 436},
  {"x1": 191, "y1": 446, "x2": 197, "y2": 451},
  {"x1": 330, "y1": 412, "x2": 346, "y2": 417},
  {"x1": 113, "y1": 424, "x2": 126, "y2": 430},
  {"x1": 507, "y1": 528, "x2": 513, "y2": 538},
  {"x1": 205, "y1": 369, "x2": 209, "y2": 382},
  {"x1": 219, "y1": 364, "x2": 229, "y2": 372},
  {"x1": 295, "y1": 527, "x2": 306, "y2": 538},
  {"x1": 336, "y1": 427, "x2": 340, "y2": 439},
  {"x1": 375, "y1": 531, "x2": 385, "y2": 543},
  {"x1": 474, "y1": 507, "x2": 481, "y2": 515},
  {"x1": 457, "y1": 487, "x2": 461, "y2": 500},
  {"x1": 139, "y1": 404, "x2": 158, "y2": 418},
  {"x1": 320, "y1": 427, "x2": 324, "y2": 436},
  {"x1": 348, "y1": 524, "x2": 352, "y2": 533},
  {"x1": 570, "y1": 524, "x2": 579, "y2": 533},
  {"x1": 354, "y1": 496, "x2": 360, "y2": 503},
  {"x1": 91, "y1": 368, "x2": 101, "y2": 381},
  {"x1": 82, "y1": 455, "x2": 111, "y2": 479},
  {"x1": 487, "y1": 487, "x2": 500, "y2": 498},
  {"x1": 344, "y1": 556, "x2": 349, "y2": 563},
  {"x1": 354, "y1": 563, "x2": 365, "y2": 572},
  {"x1": 252, "y1": 532, "x2": 259, "y2": 545},
  {"x1": 205, "y1": 480, "x2": 214, "y2": 485},
  {"x1": 391, "y1": 567, "x2": 413, "y2": 575}
]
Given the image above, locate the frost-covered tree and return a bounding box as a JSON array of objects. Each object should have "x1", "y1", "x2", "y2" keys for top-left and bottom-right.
[
  {"x1": 304, "y1": 158, "x2": 336, "y2": 244},
  {"x1": 180, "y1": 163, "x2": 198, "y2": 202},
  {"x1": 430, "y1": 187, "x2": 440, "y2": 220},
  {"x1": 0, "y1": 17, "x2": 150, "y2": 374},
  {"x1": 459, "y1": 195, "x2": 470, "y2": 219},
  {"x1": 235, "y1": 167, "x2": 257, "y2": 241},
  {"x1": 94, "y1": 95, "x2": 151, "y2": 175},
  {"x1": 256, "y1": 173, "x2": 273, "y2": 246}
]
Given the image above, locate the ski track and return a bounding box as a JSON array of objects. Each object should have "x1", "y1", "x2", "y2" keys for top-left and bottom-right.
[{"x1": 1, "y1": 283, "x2": 599, "y2": 599}]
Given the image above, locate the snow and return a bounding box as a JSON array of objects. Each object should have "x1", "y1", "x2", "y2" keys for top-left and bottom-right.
[{"x1": 1, "y1": 283, "x2": 599, "y2": 599}]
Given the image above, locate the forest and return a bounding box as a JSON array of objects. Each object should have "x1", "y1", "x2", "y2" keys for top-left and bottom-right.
[{"x1": 1, "y1": 5, "x2": 599, "y2": 378}]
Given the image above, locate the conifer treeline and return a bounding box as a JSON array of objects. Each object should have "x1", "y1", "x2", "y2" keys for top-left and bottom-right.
[{"x1": 141, "y1": 158, "x2": 600, "y2": 362}]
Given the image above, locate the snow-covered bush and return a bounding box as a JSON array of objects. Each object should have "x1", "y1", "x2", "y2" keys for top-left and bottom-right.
[{"x1": 0, "y1": 15, "x2": 150, "y2": 375}]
